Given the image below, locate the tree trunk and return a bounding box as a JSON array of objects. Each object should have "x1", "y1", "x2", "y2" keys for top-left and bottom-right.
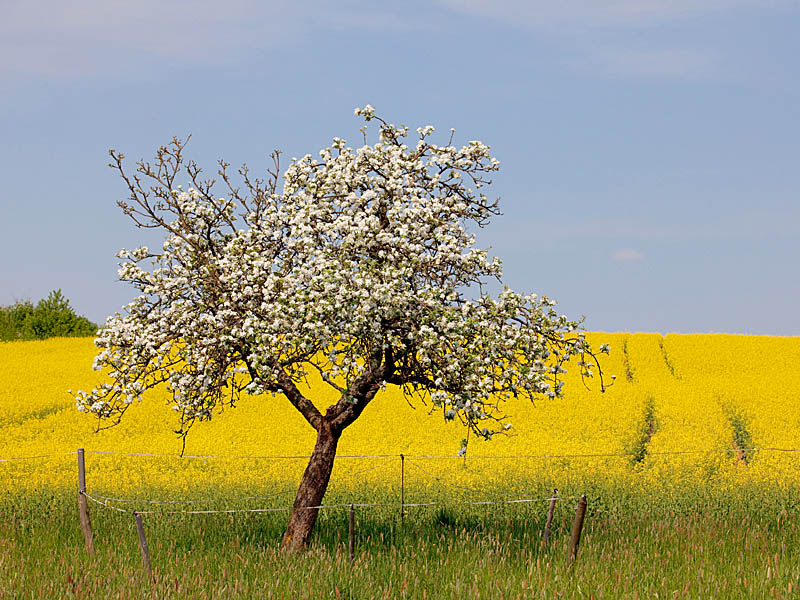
[{"x1": 281, "y1": 422, "x2": 340, "y2": 552}]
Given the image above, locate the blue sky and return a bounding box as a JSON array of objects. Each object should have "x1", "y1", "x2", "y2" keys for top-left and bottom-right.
[{"x1": 1, "y1": 0, "x2": 798, "y2": 335}]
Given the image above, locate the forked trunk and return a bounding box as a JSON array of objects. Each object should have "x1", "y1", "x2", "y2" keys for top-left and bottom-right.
[{"x1": 281, "y1": 422, "x2": 340, "y2": 552}]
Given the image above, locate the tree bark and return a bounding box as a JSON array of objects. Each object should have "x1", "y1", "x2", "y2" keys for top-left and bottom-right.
[{"x1": 281, "y1": 421, "x2": 340, "y2": 552}]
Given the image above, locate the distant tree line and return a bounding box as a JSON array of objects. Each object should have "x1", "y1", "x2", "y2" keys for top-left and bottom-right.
[{"x1": 0, "y1": 290, "x2": 97, "y2": 341}]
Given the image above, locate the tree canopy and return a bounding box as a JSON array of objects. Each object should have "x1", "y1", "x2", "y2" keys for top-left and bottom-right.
[
  {"x1": 0, "y1": 290, "x2": 96, "y2": 341},
  {"x1": 75, "y1": 106, "x2": 609, "y2": 550}
]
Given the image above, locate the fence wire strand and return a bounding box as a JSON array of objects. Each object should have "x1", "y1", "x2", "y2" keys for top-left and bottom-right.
[
  {"x1": 4, "y1": 447, "x2": 800, "y2": 463},
  {"x1": 89, "y1": 485, "x2": 294, "y2": 505},
  {"x1": 82, "y1": 490, "x2": 573, "y2": 517},
  {"x1": 69, "y1": 447, "x2": 800, "y2": 460},
  {"x1": 345, "y1": 456, "x2": 396, "y2": 477},
  {"x1": 0, "y1": 451, "x2": 76, "y2": 462},
  {"x1": 82, "y1": 450, "x2": 405, "y2": 460}
]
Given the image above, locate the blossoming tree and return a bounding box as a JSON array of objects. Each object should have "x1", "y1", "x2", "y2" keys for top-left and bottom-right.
[{"x1": 76, "y1": 106, "x2": 609, "y2": 551}]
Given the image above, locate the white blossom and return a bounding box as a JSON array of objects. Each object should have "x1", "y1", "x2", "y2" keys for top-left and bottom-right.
[{"x1": 80, "y1": 108, "x2": 609, "y2": 444}]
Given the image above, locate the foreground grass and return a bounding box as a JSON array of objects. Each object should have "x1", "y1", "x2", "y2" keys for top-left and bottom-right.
[{"x1": 3, "y1": 488, "x2": 800, "y2": 599}]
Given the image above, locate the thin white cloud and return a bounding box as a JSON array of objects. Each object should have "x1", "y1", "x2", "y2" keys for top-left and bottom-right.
[
  {"x1": 436, "y1": 0, "x2": 769, "y2": 28},
  {"x1": 2, "y1": 0, "x2": 791, "y2": 83},
  {"x1": 436, "y1": 0, "x2": 789, "y2": 79},
  {"x1": 611, "y1": 248, "x2": 645, "y2": 262},
  {"x1": 2, "y1": 0, "x2": 296, "y2": 78},
  {"x1": 0, "y1": 0, "x2": 424, "y2": 80}
]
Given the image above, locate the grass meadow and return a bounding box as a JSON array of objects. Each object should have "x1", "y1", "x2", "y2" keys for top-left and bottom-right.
[{"x1": 4, "y1": 486, "x2": 800, "y2": 598}]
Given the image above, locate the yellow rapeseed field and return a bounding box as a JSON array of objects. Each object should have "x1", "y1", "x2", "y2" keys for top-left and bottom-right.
[{"x1": 2, "y1": 334, "x2": 800, "y2": 501}]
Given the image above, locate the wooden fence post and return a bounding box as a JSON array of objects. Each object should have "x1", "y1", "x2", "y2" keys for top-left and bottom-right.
[
  {"x1": 134, "y1": 512, "x2": 154, "y2": 583},
  {"x1": 348, "y1": 504, "x2": 355, "y2": 565},
  {"x1": 77, "y1": 448, "x2": 95, "y2": 553},
  {"x1": 542, "y1": 488, "x2": 558, "y2": 544},
  {"x1": 400, "y1": 454, "x2": 405, "y2": 524},
  {"x1": 568, "y1": 494, "x2": 587, "y2": 564}
]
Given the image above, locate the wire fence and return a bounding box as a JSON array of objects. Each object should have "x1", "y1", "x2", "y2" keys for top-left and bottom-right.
[
  {"x1": 0, "y1": 451, "x2": 77, "y2": 462},
  {"x1": 75, "y1": 452, "x2": 577, "y2": 516},
  {"x1": 4, "y1": 446, "x2": 797, "y2": 462},
  {"x1": 3, "y1": 445, "x2": 799, "y2": 518},
  {"x1": 78, "y1": 447, "x2": 800, "y2": 459},
  {"x1": 87, "y1": 485, "x2": 295, "y2": 505},
  {"x1": 81, "y1": 489, "x2": 576, "y2": 516},
  {"x1": 0, "y1": 447, "x2": 615, "y2": 520},
  {"x1": 77, "y1": 480, "x2": 586, "y2": 575},
  {"x1": 6, "y1": 445, "x2": 795, "y2": 570}
]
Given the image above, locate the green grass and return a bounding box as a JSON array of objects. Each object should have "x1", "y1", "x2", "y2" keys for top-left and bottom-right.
[
  {"x1": 626, "y1": 397, "x2": 659, "y2": 466},
  {"x1": 723, "y1": 404, "x2": 757, "y2": 466},
  {"x1": 3, "y1": 484, "x2": 800, "y2": 598}
]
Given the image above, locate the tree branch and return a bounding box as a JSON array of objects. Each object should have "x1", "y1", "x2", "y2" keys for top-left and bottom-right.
[
  {"x1": 274, "y1": 368, "x2": 324, "y2": 431},
  {"x1": 327, "y1": 346, "x2": 395, "y2": 432}
]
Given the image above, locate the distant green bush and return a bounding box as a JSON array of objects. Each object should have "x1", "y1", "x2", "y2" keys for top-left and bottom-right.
[{"x1": 0, "y1": 290, "x2": 97, "y2": 341}]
